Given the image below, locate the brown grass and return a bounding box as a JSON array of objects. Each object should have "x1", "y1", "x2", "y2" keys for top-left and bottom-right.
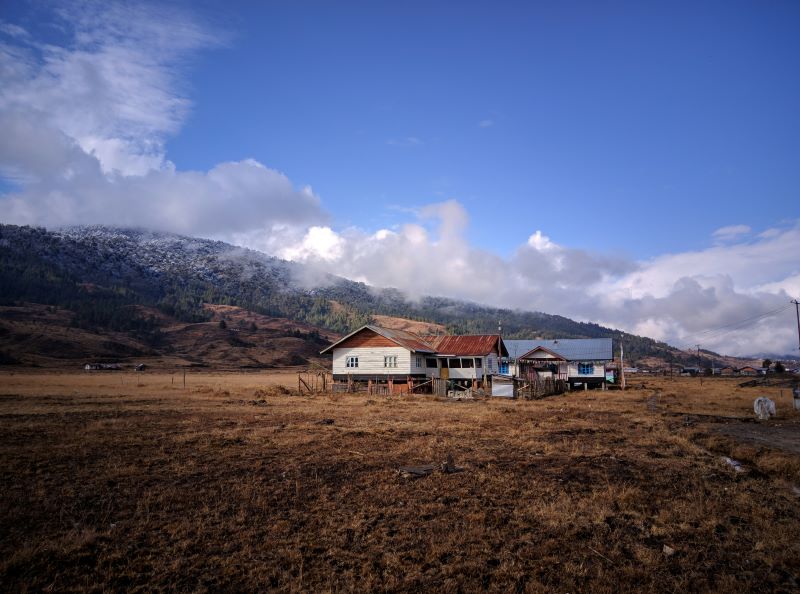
[{"x1": 0, "y1": 373, "x2": 798, "y2": 592}]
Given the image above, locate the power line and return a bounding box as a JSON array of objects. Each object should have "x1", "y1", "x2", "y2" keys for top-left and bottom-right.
[{"x1": 681, "y1": 303, "x2": 794, "y2": 343}]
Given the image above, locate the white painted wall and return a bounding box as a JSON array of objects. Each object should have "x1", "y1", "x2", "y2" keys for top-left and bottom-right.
[
  {"x1": 448, "y1": 367, "x2": 478, "y2": 380},
  {"x1": 424, "y1": 357, "x2": 486, "y2": 379},
  {"x1": 332, "y1": 346, "x2": 413, "y2": 375},
  {"x1": 568, "y1": 362, "x2": 606, "y2": 379}
]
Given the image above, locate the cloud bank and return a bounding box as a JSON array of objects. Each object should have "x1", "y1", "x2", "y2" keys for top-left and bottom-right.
[
  {"x1": 1, "y1": 2, "x2": 798, "y2": 358},
  {"x1": 275, "y1": 205, "x2": 800, "y2": 357},
  {"x1": 0, "y1": 2, "x2": 325, "y2": 235}
]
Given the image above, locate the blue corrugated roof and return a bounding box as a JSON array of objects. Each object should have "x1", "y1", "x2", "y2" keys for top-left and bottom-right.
[{"x1": 504, "y1": 338, "x2": 613, "y2": 361}]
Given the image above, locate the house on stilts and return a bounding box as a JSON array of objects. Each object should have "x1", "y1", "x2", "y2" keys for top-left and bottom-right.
[{"x1": 320, "y1": 325, "x2": 507, "y2": 393}]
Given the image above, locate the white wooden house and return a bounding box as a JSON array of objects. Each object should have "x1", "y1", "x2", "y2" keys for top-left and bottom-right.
[
  {"x1": 320, "y1": 325, "x2": 507, "y2": 386},
  {"x1": 320, "y1": 325, "x2": 435, "y2": 381}
]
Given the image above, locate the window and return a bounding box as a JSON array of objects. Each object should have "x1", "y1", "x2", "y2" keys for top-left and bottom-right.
[
  {"x1": 440, "y1": 358, "x2": 449, "y2": 368},
  {"x1": 449, "y1": 358, "x2": 462, "y2": 368},
  {"x1": 475, "y1": 358, "x2": 482, "y2": 368},
  {"x1": 346, "y1": 356, "x2": 358, "y2": 368},
  {"x1": 461, "y1": 358, "x2": 474, "y2": 368},
  {"x1": 416, "y1": 356, "x2": 423, "y2": 368},
  {"x1": 578, "y1": 363, "x2": 594, "y2": 375},
  {"x1": 426, "y1": 358, "x2": 438, "y2": 368},
  {"x1": 384, "y1": 355, "x2": 397, "y2": 368}
]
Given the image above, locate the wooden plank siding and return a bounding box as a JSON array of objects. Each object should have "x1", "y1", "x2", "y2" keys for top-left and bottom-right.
[
  {"x1": 332, "y1": 347, "x2": 426, "y2": 376},
  {"x1": 334, "y1": 330, "x2": 396, "y2": 349}
]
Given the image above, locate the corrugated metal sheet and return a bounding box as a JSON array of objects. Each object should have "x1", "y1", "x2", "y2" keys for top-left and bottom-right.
[
  {"x1": 322, "y1": 325, "x2": 512, "y2": 357},
  {"x1": 368, "y1": 325, "x2": 437, "y2": 353},
  {"x1": 321, "y1": 324, "x2": 436, "y2": 354},
  {"x1": 492, "y1": 376, "x2": 514, "y2": 398},
  {"x1": 505, "y1": 338, "x2": 613, "y2": 361},
  {"x1": 425, "y1": 335, "x2": 509, "y2": 357}
]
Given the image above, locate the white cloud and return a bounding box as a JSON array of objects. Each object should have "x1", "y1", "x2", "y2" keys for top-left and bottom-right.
[
  {"x1": 478, "y1": 119, "x2": 494, "y2": 128},
  {"x1": 0, "y1": 2, "x2": 217, "y2": 177},
  {"x1": 269, "y1": 203, "x2": 800, "y2": 357},
  {"x1": 0, "y1": 22, "x2": 31, "y2": 40},
  {"x1": 712, "y1": 224, "x2": 751, "y2": 243},
  {"x1": 280, "y1": 226, "x2": 345, "y2": 262},
  {"x1": 0, "y1": 2, "x2": 325, "y2": 237},
  {"x1": 527, "y1": 230, "x2": 557, "y2": 252}
]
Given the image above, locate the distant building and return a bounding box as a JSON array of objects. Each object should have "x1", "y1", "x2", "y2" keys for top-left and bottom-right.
[{"x1": 84, "y1": 363, "x2": 121, "y2": 371}]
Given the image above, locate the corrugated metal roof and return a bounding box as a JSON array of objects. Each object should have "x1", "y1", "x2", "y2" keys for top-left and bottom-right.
[
  {"x1": 425, "y1": 335, "x2": 509, "y2": 357},
  {"x1": 321, "y1": 325, "x2": 514, "y2": 356},
  {"x1": 505, "y1": 338, "x2": 613, "y2": 361},
  {"x1": 320, "y1": 324, "x2": 436, "y2": 354},
  {"x1": 368, "y1": 325, "x2": 437, "y2": 352}
]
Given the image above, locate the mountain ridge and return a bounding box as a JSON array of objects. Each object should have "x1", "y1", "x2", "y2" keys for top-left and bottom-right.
[{"x1": 0, "y1": 223, "x2": 764, "y2": 368}]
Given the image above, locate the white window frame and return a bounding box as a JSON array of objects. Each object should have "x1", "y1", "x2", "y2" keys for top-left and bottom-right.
[
  {"x1": 578, "y1": 362, "x2": 594, "y2": 375},
  {"x1": 384, "y1": 355, "x2": 397, "y2": 368},
  {"x1": 415, "y1": 356, "x2": 423, "y2": 368},
  {"x1": 346, "y1": 356, "x2": 359, "y2": 368}
]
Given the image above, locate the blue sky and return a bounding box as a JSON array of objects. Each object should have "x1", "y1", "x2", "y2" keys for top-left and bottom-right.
[
  {"x1": 1, "y1": 0, "x2": 799, "y2": 356},
  {"x1": 159, "y1": 0, "x2": 800, "y2": 258}
]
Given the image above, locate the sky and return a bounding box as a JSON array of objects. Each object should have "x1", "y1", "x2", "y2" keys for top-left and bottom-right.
[{"x1": 1, "y1": 0, "x2": 799, "y2": 357}]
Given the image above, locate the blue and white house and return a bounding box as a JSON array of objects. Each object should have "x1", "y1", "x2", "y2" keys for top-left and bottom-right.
[{"x1": 505, "y1": 338, "x2": 615, "y2": 389}]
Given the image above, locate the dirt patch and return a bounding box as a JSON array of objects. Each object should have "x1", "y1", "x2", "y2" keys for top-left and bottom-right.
[{"x1": 715, "y1": 421, "x2": 800, "y2": 455}]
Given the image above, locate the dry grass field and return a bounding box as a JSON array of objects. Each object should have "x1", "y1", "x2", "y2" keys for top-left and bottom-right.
[{"x1": 1, "y1": 372, "x2": 799, "y2": 593}]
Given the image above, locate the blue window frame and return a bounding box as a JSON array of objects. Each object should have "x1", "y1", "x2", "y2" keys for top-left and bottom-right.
[{"x1": 578, "y1": 363, "x2": 594, "y2": 375}]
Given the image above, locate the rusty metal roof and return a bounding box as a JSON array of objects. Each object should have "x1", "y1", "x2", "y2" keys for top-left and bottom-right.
[
  {"x1": 320, "y1": 325, "x2": 511, "y2": 357},
  {"x1": 424, "y1": 335, "x2": 508, "y2": 357}
]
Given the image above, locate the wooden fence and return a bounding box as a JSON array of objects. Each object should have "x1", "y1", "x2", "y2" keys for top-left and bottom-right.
[
  {"x1": 514, "y1": 377, "x2": 566, "y2": 399},
  {"x1": 297, "y1": 370, "x2": 331, "y2": 395}
]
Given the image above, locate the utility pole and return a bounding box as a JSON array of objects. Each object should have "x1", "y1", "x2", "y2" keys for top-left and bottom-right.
[
  {"x1": 620, "y1": 335, "x2": 625, "y2": 391},
  {"x1": 793, "y1": 300, "x2": 800, "y2": 351},
  {"x1": 497, "y1": 320, "x2": 503, "y2": 374},
  {"x1": 696, "y1": 344, "x2": 701, "y2": 370}
]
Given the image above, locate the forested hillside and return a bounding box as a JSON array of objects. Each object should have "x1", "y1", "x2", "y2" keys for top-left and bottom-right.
[{"x1": 0, "y1": 224, "x2": 709, "y2": 366}]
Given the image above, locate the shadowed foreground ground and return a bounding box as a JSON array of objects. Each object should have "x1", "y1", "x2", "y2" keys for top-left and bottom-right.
[{"x1": 1, "y1": 372, "x2": 798, "y2": 593}]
